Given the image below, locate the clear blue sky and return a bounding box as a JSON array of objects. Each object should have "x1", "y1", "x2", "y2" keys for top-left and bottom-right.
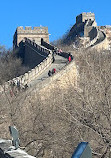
[{"x1": 0, "y1": 0, "x2": 111, "y2": 48}]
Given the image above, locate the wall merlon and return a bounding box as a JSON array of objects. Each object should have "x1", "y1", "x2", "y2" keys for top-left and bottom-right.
[
  {"x1": 25, "y1": 26, "x2": 32, "y2": 30},
  {"x1": 17, "y1": 26, "x2": 48, "y2": 33},
  {"x1": 17, "y1": 26, "x2": 24, "y2": 30},
  {"x1": 82, "y1": 12, "x2": 95, "y2": 16}
]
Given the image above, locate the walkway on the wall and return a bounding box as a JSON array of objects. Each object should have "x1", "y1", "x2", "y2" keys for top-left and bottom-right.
[
  {"x1": 92, "y1": 30, "x2": 105, "y2": 46},
  {"x1": 28, "y1": 54, "x2": 68, "y2": 88},
  {"x1": 86, "y1": 29, "x2": 106, "y2": 48},
  {"x1": 19, "y1": 38, "x2": 69, "y2": 89},
  {"x1": 0, "y1": 37, "x2": 72, "y2": 94}
]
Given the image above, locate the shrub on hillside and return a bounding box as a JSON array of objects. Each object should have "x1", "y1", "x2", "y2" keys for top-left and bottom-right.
[{"x1": 0, "y1": 46, "x2": 29, "y2": 84}]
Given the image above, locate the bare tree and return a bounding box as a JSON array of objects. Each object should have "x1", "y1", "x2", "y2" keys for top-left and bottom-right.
[
  {"x1": 0, "y1": 47, "x2": 29, "y2": 84},
  {"x1": 64, "y1": 49, "x2": 111, "y2": 157}
]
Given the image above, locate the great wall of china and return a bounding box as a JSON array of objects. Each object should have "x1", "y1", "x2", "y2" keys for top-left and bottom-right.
[
  {"x1": 67, "y1": 12, "x2": 109, "y2": 50},
  {"x1": 0, "y1": 12, "x2": 110, "y2": 158},
  {"x1": 0, "y1": 12, "x2": 110, "y2": 92},
  {"x1": 0, "y1": 13, "x2": 109, "y2": 93},
  {"x1": 85, "y1": 28, "x2": 108, "y2": 49},
  {"x1": 0, "y1": 38, "x2": 77, "y2": 93}
]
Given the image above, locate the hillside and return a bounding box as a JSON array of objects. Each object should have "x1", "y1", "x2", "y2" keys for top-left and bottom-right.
[{"x1": 0, "y1": 48, "x2": 111, "y2": 158}]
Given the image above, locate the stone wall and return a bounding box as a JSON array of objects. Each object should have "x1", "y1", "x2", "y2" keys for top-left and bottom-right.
[
  {"x1": 82, "y1": 12, "x2": 95, "y2": 23},
  {"x1": 85, "y1": 28, "x2": 109, "y2": 50},
  {"x1": 13, "y1": 26, "x2": 49, "y2": 48},
  {"x1": 88, "y1": 27, "x2": 98, "y2": 40},
  {"x1": 85, "y1": 27, "x2": 99, "y2": 48},
  {"x1": 0, "y1": 50, "x2": 77, "y2": 96},
  {"x1": 65, "y1": 23, "x2": 84, "y2": 43},
  {"x1": 84, "y1": 26, "x2": 94, "y2": 37},
  {"x1": 41, "y1": 38, "x2": 55, "y2": 50},
  {"x1": 76, "y1": 12, "x2": 95, "y2": 24},
  {"x1": 66, "y1": 12, "x2": 96, "y2": 42},
  {"x1": 20, "y1": 59, "x2": 78, "y2": 99},
  {"x1": 99, "y1": 26, "x2": 111, "y2": 49},
  {"x1": 0, "y1": 43, "x2": 53, "y2": 93},
  {"x1": 76, "y1": 14, "x2": 82, "y2": 24},
  {"x1": 92, "y1": 30, "x2": 109, "y2": 50},
  {"x1": 41, "y1": 60, "x2": 77, "y2": 91},
  {"x1": 19, "y1": 38, "x2": 50, "y2": 69}
]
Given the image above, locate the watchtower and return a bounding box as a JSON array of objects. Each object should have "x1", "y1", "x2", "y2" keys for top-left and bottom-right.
[
  {"x1": 76, "y1": 12, "x2": 95, "y2": 24},
  {"x1": 13, "y1": 26, "x2": 49, "y2": 48}
]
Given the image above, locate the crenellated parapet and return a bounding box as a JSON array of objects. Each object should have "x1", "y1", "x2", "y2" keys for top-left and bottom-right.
[
  {"x1": 76, "y1": 12, "x2": 96, "y2": 24},
  {"x1": 23, "y1": 37, "x2": 50, "y2": 55},
  {"x1": 17, "y1": 26, "x2": 48, "y2": 34},
  {"x1": 13, "y1": 26, "x2": 49, "y2": 48}
]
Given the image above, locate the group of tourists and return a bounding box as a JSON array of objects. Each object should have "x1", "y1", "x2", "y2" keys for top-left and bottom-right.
[
  {"x1": 53, "y1": 46, "x2": 73, "y2": 63},
  {"x1": 53, "y1": 48, "x2": 63, "y2": 55},
  {"x1": 48, "y1": 49, "x2": 72, "y2": 77},
  {"x1": 48, "y1": 68, "x2": 56, "y2": 77}
]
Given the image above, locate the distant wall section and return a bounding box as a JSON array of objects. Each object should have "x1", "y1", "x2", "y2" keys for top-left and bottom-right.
[
  {"x1": 85, "y1": 27, "x2": 97, "y2": 40},
  {"x1": 92, "y1": 30, "x2": 109, "y2": 50}
]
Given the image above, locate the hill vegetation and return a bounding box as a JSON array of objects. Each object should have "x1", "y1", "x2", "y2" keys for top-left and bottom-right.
[
  {"x1": 0, "y1": 46, "x2": 29, "y2": 84},
  {"x1": 0, "y1": 38, "x2": 111, "y2": 157}
]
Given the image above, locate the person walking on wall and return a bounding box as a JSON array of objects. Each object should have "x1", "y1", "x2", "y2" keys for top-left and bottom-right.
[
  {"x1": 48, "y1": 70, "x2": 52, "y2": 77},
  {"x1": 68, "y1": 55, "x2": 71, "y2": 62},
  {"x1": 52, "y1": 54, "x2": 55, "y2": 63},
  {"x1": 52, "y1": 68, "x2": 56, "y2": 74},
  {"x1": 17, "y1": 80, "x2": 20, "y2": 91}
]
